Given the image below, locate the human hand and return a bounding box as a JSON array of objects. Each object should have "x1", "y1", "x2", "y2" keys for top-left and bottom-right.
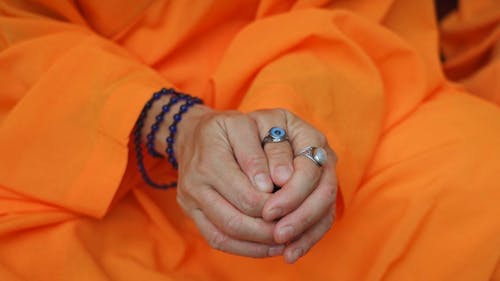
[
  {"x1": 174, "y1": 106, "x2": 338, "y2": 263},
  {"x1": 249, "y1": 109, "x2": 338, "y2": 263}
]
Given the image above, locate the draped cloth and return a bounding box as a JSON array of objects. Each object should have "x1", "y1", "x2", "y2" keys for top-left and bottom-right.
[{"x1": 0, "y1": 0, "x2": 499, "y2": 280}]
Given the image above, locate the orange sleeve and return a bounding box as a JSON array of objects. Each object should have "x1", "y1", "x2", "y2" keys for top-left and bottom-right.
[{"x1": 0, "y1": 2, "x2": 174, "y2": 219}]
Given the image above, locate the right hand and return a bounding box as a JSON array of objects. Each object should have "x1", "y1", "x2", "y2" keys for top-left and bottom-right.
[{"x1": 174, "y1": 106, "x2": 284, "y2": 258}]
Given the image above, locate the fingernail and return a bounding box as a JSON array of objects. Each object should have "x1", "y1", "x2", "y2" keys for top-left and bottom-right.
[
  {"x1": 267, "y1": 207, "x2": 282, "y2": 220},
  {"x1": 268, "y1": 245, "x2": 285, "y2": 257},
  {"x1": 277, "y1": 225, "x2": 294, "y2": 243},
  {"x1": 289, "y1": 248, "x2": 303, "y2": 263},
  {"x1": 254, "y1": 173, "x2": 272, "y2": 192},
  {"x1": 275, "y1": 165, "x2": 292, "y2": 184}
]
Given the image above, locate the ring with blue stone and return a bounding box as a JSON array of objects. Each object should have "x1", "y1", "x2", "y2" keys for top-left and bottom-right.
[{"x1": 262, "y1": 126, "x2": 288, "y2": 145}]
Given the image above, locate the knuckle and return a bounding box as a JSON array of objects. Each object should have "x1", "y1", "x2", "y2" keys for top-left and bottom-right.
[
  {"x1": 320, "y1": 184, "x2": 337, "y2": 206},
  {"x1": 223, "y1": 214, "x2": 244, "y2": 236},
  {"x1": 266, "y1": 146, "x2": 291, "y2": 162},
  {"x1": 207, "y1": 230, "x2": 228, "y2": 251},
  {"x1": 240, "y1": 154, "x2": 267, "y2": 172},
  {"x1": 316, "y1": 132, "x2": 327, "y2": 146},
  {"x1": 237, "y1": 191, "x2": 262, "y2": 215},
  {"x1": 276, "y1": 108, "x2": 292, "y2": 119}
]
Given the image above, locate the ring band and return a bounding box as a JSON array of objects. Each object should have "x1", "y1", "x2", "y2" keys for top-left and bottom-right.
[
  {"x1": 262, "y1": 127, "x2": 288, "y2": 145},
  {"x1": 296, "y1": 146, "x2": 327, "y2": 167}
]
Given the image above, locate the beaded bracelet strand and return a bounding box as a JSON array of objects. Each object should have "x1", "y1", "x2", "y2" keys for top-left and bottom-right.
[
  {"x1": 146, "y1": 93, "x2": 189, "y2": 158},
  {"x1": 134, "y1": 88, "x2": 203, "y2": 189},
  {"x1": 164, "y1": 97, "x2": 203, "y2": 169}
]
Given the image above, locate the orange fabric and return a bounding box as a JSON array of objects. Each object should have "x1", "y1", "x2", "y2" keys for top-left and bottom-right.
[
  {"x1": 0, "y1": 1, "x2": 499, "y2": 280},
  {"x1": 441, "y1": 0, "x2": 500, "y2": 104}
]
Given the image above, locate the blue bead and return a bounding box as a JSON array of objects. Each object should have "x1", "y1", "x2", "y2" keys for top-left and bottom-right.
[
  {"x1": 169, "y1": 125, "x2": 177, "y2": 133},
  {"x1": 162, "y1": 105, "x2": 171, "y2": 112},
  {"x1": 167, "y1": 147, "x2": 173, "y2": 154},
  {"x1": 168, "y1": 156, "x2": 176, "y2": 164},
  {"x1": 173, "y1": 113, "x2": 182, "y2": 122},
  {"x1": 161, "y1": 88, "x2": 167, "y2": 94},
  {"x1": 187, "y1": 99, "x2": 195, "y2": 105},
  {"x1": 153, "y1": 92, "x2": 162, "y2": 100},
  {"x1": 147, "y1": 134, "x2": 154, "y2": 141},
  {"x1": 152, "y1": 124, "x2": 159, "y2": 131},
  {"x1": 156, "y1": 115, "x2": 163, "y2": 121},
  {"x1": 171, "y1": 96, "x2": 179, "y2": 103},
  {"x1": 167, "y1": 137, "x2": 174, "y2": 144},
  {"x1": 180, "y1": 105, "x2": 187, "y2": 113}
]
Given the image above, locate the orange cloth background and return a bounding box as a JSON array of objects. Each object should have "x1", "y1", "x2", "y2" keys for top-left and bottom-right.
[{"x1": 0, "y1": 0, "x2": 499, "y2": 280}]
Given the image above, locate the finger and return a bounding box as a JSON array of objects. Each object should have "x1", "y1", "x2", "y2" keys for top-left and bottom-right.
[
  {"x1": 283, "y1": 208, "x2": 335, "y2": 264},
  {"x1": 192, "y1": 185, "x2": 277, "y2": 244},
  {"x1": 191, "y1": 128, "x2": 270, "y2": 217},
  {"x1": 225, "y1": 113, "x2": 274, "y2": 192},
  {"x1": 250, "y1": 109, "x2": 294, "y2": 186},
  {"x1": 262, "y1": 112, "x2": 329, "y2": 221},
  {"x1": 190, "y1": 209, "x2": 285, "y2": 258},
  {"x1": 273, "y1": 152, "x2": 337, "y2": 243},
  {"x1": 208, "y1": 152, "x2": 271, "y2": 217},
  {"x1": 262, "y1": 155, "x2": 321, "y2": 222}
]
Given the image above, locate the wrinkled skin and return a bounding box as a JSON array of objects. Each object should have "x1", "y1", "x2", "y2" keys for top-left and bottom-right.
[{"x1": 172, "y1": 106, "x2": 338, "y2": 264}]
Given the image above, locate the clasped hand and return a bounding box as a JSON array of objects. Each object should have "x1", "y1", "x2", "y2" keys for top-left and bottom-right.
[{"x1": 174, "y1": 107, "x2": 338, "y2": 264}]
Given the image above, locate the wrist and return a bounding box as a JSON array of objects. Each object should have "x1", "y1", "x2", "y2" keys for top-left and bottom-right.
[{"x1": 173, "y1": 104, "x2": 213, "y2": 161}]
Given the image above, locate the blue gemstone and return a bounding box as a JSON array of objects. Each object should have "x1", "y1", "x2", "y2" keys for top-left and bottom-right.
[
  {"x1": 152, "y1": 124, "x2": 159, "y2": 131},
  {"x1": 153, "y1": 92, "x2": 161, "y2": 100},
  {"x1": 162, "y1": 105, "x2": 170, "y2": 112},
  {"x1": 270, "y1": 127, "x2": 285, "y2": 138},
  {"x1": 169, "y1": 125, "x2": 177, "y2": 133},
  {"x1": 156, "y1": 115, "x2": 163, "y2": 121},
  {"x1": 171, "y1": 96, "x2": 179, "y2": 103},
  {"x1": 180, "y1": 105, "x2": 187, "y2": 113},
  {"x1": 167, "y1": 137, "x2": 174, "y2": 144},
  {"x1": 173, "y1": 113, "x2": 181, "y2": 122},
  {"x1": 167, "y1": 147, "x2": 173, "y2": 154}
]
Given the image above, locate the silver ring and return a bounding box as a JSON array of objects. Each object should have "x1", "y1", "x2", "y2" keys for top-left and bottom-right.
[
  {"x1": 262, "y1": 127, "x2": 288, "y2": 145},
  {"x1": 296, "y1": 146, "x2": 327, "y2": 167}
]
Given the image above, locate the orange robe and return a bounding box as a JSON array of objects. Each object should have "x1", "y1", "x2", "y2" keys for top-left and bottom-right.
[{"x1": 0, "y1": 0, "x2": 499, "y2": 280}]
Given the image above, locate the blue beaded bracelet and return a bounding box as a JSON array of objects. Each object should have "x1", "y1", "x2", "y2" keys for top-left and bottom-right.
[
  {"x1": 134, "y1": 88, "x2": 203, "y2": 189},
  {"x1": 146, "y1": 93, "x2": 189, "y2": 158},
  {"x1": 165, "y1": 96, "x2": 203, "y2": 169}
]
